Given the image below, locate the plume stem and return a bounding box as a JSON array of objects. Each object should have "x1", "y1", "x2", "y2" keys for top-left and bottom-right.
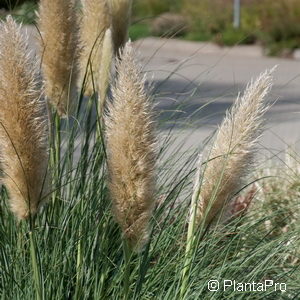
[
  {"x1": 123, "y1": 239, "x2": 132, "y2": 300},
  {"x1": 29, "y1": 231, "x2": 45, "y2": 300},
  {"x1": 180, "y1": 155, "x2": 203, "y2": 298}
]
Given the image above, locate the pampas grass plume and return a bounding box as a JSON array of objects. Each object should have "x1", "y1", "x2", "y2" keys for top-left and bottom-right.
[
  {"x1": 38, "y1": 0, "x2": 79, "y2": 116},
  {"x1": 108, "y1": 0, "x2": 132, "y2": 52},
  {"x1": 105, "y1": 42, "x2": 156, "y2": 250},
  {"x1": 0, "y1": 17, "x2": 49, "y2": 219},
  {"x1": 196, "y1": 68, "x2": 274, "y2": 225},
  {"x1": 79, "y1": 0, "x2": 111, "y2": 96}
]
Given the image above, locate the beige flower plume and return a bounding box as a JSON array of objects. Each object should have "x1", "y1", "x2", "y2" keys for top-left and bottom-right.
[
  {"x1": 196, "y1": 68, "x2": 274, "y2": 225},
  {"x1": 0, "y1": 17, "x2": 49, "y2": 219},
  {"x1": 38, "y1": 0, "x2": 79, "y2": 116},
  {"x1": 105, "y1": 42, "x2": 156, "y2": 250}
]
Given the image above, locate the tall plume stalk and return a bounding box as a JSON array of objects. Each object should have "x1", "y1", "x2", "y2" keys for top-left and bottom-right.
[
  {"x1": 98, "y1": 28, "x2": 113, "y2": 116},
  {"x1": 196, "y1": 68, "x2": 274, "y2": 226},
  {"x1": 108, "y1": 0, "x2": 133, "y2": 53},
  {"x1": 79, "y1": 0, "x2": 111, "y2": 96},
  {"x1": 180, "y1": 69, "x2": 274, "y2": 298},
  {"x1": 0, "y1": 17, "x2": 49, "y2": 220},
  {"x1": 105, "y1": 42, "x2": 156, "y2": 250},
  {"x1": 38, "y1": 0, "x2": 79, "y2": 117}
]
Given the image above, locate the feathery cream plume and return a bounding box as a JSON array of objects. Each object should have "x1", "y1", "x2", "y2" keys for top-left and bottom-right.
[
  {"x1": 196, "y1": 68, "x2": 274, "y2": 225},
  {"x1": 38, "y1": 0, "x2": 79, "y2": 117},
  {"x1": 105, "y1": 42, "x2": 156, "y2": 250},
  {"x1": 79, "y1": 0, "x2": 111, "y2": 96},
  {"x1": 108, "y1": 0, "x2": 132, "y2": 52},
  {"x1": 0, "y1": 17, "x2": 49, "y2": 219},
  {"x1": 98, "y1": 28, "x2": 113, "y2": 115}
]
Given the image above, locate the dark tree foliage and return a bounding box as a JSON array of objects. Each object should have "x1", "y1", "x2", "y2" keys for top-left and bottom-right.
[{"x1": 0, "y1": 0, "x2": 37, "y2": 9}]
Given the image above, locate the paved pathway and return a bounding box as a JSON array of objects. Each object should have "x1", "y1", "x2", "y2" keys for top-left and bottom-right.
[
  {"x1": 22, "y1": 26, "x2": 300, "y2": 161},
  {"x1": 135, "y1": 38, "x2": 300, "y2": 161}
]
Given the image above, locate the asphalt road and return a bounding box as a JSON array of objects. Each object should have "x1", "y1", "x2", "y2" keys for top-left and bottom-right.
[
  {"x1": 136, "y1": 38, "x2": 300, "y2": 161},
  {"x1": 22, "y1": 26, "x2": 300, "y2": 161}
]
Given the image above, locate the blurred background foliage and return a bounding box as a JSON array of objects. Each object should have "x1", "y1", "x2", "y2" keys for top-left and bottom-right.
[
  {"x1": 0, "y1": 0, "x2": 28, "y2": 8},
  {"x1": 131, "y1": 0, "x2": 300, "y2": 56},
  {"x1": 1, "y1": 0, "x2": 300, "y2": 56},
  {"x1": 0, "y1": 0, "x2": 37, "y2": 24}
]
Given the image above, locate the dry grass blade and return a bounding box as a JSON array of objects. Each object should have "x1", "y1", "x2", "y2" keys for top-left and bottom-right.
[
  {"x1": 105, "y1": 42, "x2": 156, "y2": 250},
  {"x1": 0, "y1": 17, "x2": 49, "y2": 220}
]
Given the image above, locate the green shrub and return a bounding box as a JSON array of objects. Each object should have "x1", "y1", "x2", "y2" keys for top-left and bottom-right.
[
  {"x1": 150, "y1": 13, "x2": 188, "y2": 37},
  {"x1": 129, "y1": 22, "x2": 150, "y2": 41},
  {"x1": 182, "y1": 0, "x2": 232, "y2": 36},
  {"x1": 214, "y1": 27, "x2": 256, "y2": 46},
  {"x1": 133, "y1": 0, "x2": 181, "y2": 18},
  {"x1": 257, "y1": 0, "x2": 300, "y2": 54},
  {"x1": 183, "y1": 30, "x2": 211, "y2": 42}
]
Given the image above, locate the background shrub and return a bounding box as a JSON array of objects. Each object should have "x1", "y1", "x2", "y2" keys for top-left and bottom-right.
[
  {"x1": 182, "y1": 0, "x2": 232, "y2": 37},
  {"x1": 132, "y1": 0, "x2": 300, "y2": 55},
  {"x1": 3, "y1": 0, "x2": 300, "y2": 55},
  {"x1": 150, "y1": 13, "x2": 188, "y2": 37},
  {"x1": 257, "y1": 0, "x2": 300, "y2": 55},
  {"x1": 133, "y1": 0, "x2": 182, "y2": 18}
]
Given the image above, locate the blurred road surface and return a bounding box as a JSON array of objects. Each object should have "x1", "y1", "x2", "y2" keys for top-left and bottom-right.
[
  {"x1": 136, "y1": 38, "x2": 300, "y2": 161},
  {"x1": 23, "y1": 26, "x2": 300, "y2": 161}
]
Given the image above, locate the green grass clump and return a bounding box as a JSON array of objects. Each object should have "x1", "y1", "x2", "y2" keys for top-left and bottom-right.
[
  {"x1": 0, "y1": 86, "x2": 300, "y2": 298},
  {"x1": 1, "y1": 139, "x2": 300, "y2": 299}
]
